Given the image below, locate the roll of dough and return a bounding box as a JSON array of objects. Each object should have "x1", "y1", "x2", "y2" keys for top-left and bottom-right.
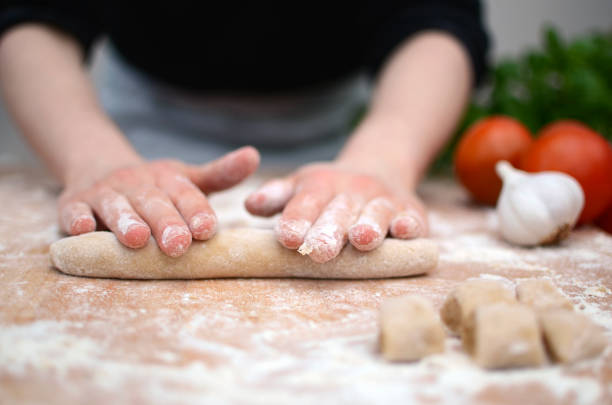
[{"x1": 49, "y1": 229, "x2": 438, "y2": 279}]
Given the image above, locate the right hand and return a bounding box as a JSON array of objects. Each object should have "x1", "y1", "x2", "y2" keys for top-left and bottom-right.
[{"x1": 58, "y1": 146, "x2": 260, "y2": 257}]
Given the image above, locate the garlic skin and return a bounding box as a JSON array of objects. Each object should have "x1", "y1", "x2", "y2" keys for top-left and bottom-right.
[{"x1": 495, "y1": 161, "x2": 584, "y2": 246}]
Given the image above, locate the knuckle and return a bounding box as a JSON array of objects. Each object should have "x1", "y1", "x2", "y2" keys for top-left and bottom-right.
[
  {"x1": 175, "y1": 188, "x2": 201, "y2": 203},
  {"x1": 111, "y1": 167, "x2": 136, "y2": 182},
  {"x1": 58, "y1": 192, "x2": 77, "y2": 207},
  {"x1": 132, "y1": 186, "x2": 163, "y2": 206},
  {"x1": 370, "y1": 196, "x2": 395, "y2": 209},
  {"x1": 152, "y1": 159, "x2": 181, "y2": 172},
  {"x1": 91, "y1": 186, "x2": 117, "y2": 203},
  {"x1": 350, "y1": 174, "x2": 379, "y2": 191},
  {"x1": 171, "y1": 175, "x2": 198, "y2": 192}
]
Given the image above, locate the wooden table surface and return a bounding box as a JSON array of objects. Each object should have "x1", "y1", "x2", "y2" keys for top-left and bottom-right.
[{"x1": 0, "y1": 166, "x2": 610, "y2": 405}]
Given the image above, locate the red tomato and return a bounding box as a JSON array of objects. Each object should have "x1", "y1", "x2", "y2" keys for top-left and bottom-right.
[
  {"x1": 520, "y1": 120, "x2": 612, "y2": 224},
  {"x1": 454, "y1": 116, "x2": 533, "y2": 205}
]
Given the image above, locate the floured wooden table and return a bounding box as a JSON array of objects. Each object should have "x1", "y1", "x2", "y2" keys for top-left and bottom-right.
[{"x1": 0, "y1": 166, "x2": 610, "y2": 405}]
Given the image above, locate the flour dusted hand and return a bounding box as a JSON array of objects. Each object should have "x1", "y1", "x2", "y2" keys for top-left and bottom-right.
[
  {"x1": 58, "y1": 146, "x2": 260, "y2": 258},
  {"x1": 50, "y1": 229, "x2": 438, "y2": 279},
  {"x1": 245, "y1": 163, "x2": 429, "y2": 263}
]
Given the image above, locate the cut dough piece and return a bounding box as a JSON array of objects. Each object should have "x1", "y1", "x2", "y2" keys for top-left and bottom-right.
[
  {"x1": 539, "y1": 309, "x2": 607, "y2": 363},
  {"x1": 440, "y1": 279, "x2": 515, "y2": 334},
  {"x1": 379, "y1": 295, "x2": 445, "y2": 361},
  {"x1": 50, "y1": 229, "x2": 438, "y2": 279},
  {"x1": 463, "y1": 303, "x2": 546, "y2": 369},
  {"x1": 516, "y1": 279, "x2": 573, "y2": 312}
]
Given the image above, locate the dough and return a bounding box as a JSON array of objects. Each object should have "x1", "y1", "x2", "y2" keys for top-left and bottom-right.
[
  {"x1": 440, "y1": 279, "x2": 515, "y2": 334},
  {"x1": 539, "y1": 309, "x2": 607, "y2": 363},
  {"x1": 463, "y1": 303, "x2": 546, "y2": 369},
  {"x1": 516, "y1": 279, "x2": 573, "y2": 312},
  {"x1": 379, "y1": 295, "x2": 445, "y2": 361},
  {"x1": 49, "y1": 229, "x2": 439, "y2": 279}
]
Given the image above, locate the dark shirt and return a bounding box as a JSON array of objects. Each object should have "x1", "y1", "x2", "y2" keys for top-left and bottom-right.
[{"x1": 0, "y1": 1, "x2": 489, "y2": 93}]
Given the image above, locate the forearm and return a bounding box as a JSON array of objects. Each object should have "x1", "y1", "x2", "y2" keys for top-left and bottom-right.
[
  {"x1": 337, "y1": 31, "x2": 472, "y2": 190},
  {"x1": 0, "y1": 24, "x2": 141, "y2": 186}
]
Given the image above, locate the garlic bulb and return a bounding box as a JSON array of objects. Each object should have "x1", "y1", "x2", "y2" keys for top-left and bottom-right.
[{"x1": 495, "y1": 161, "x2": 584, "y2": 246}]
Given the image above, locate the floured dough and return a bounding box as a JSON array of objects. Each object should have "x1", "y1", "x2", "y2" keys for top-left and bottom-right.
[
  {"x1": 463, "y1": 303, "x2": 546, "y2": 369},
  {"x1": 516, "y1": 279, "x2": 573, "y2": 312},
  {"x1": 50, "y1": 229, "x2": 438, "y2": 279},
  {"x1": 440, "y1": 279, "x2": 516, "y2": 334},
  {"x1": 379, "y1": 295, "x2": 445, "y2": 361},
  {"x1": 539, "y1": 309, "x2": 607, "y2": 363}
]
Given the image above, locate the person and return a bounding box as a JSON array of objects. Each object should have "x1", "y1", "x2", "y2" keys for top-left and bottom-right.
[{"x1": 0, "y1": 1, "x2": 488, "y2": 263}]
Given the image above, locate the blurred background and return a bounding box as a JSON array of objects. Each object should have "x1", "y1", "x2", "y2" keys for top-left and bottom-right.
[{"x1": 1, "y1": 0, "x2": 611, "y2": 166}]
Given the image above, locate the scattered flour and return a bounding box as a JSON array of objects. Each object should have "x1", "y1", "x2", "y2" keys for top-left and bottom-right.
[
  {"x1": 1, "y1": 170, "x2": 611, "y2": 404},
  {"x1": 584, "y1": 285, "x2": 611, "y2": 298},
  {"x1": 0, "y1": 317, "x2": 608, "y2": 405}
]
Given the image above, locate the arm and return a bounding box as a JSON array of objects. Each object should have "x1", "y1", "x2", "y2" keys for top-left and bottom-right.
[
  {"x1": 0, "y1": 24, "x2": 142, "y2": 186},
  {"x1": 337, "y1": 31, "x2": 472, "y2": 190},
  {"x1": 246, "y1": 31, "x2": 472, "y2": 262},
  {"x1": 0, "y1": 24, "x2": 259, "y2": 256}
]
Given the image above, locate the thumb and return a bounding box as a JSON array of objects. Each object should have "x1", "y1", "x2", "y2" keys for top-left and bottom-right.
[
  {"x1": 187, "y1": 146, "x2": 260, "y2": 193},
  {"x1": 245, "y1": 177, "x2": 295, "y2": 217}
]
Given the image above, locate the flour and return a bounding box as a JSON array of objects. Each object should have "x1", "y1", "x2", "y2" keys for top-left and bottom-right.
[
  {"x1": 298, "y1": 194, "x2": 357, "y2": 262},
  {"x1": 438, "y1": 234, "x2": 544, "y2": 269},
  {"x1": 584, "y1": 285, "x2": 611, "y2": 298},
  {"x1": 474, "y1": 273, "x2": 516, "y2": 289},
  {"x1": 117, "y1": 213, "x2": 142, "y2": 236},
  {"x1": 1, "y1": 169, "x2": 611, "y2": 404},
  {"x1": 0, "y1": 317, "x2": 608, "y2": 405}
]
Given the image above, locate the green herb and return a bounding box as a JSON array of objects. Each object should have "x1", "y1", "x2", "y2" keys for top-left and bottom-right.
[{"x1": 431, "y1": 27, "x2": 612, "y2": 173}]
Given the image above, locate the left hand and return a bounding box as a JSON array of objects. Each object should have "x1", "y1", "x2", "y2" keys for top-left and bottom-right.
[{"x1": 245, "y1": 162, "x2": 428, "y2": 263}]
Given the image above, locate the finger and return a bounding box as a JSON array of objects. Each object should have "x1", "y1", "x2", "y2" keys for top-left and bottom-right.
[
  {"x1": 188, "y1": 146, "x2": 260, "y2": 193},
  {"x1": 298, "y1": 193, "x2": 363, "y2": 263},
  {"x1": 128, "y1": 186, "x2": 192, "y2": 257},
  {"x1": 59, "y1": 201, "x2": 96, "y2": 235},
  {"x1": 245, "y1": 178, "x2": 295, "y2": 217},
  {"x1": 157, "y1": 172, "x2": 217, "y2": 240},
  {"x1": 390, "y1": 199, "x2": 429, "y2": 239},
  {"x1": 89, "y1": 188, "x2": 150, "y2": 248},
  {"x1": 348, "y1": 197, "x2": 396, "y2": 251},
  {"x1": 275, "y1": 179, "x2": 334, "y2": 250}
]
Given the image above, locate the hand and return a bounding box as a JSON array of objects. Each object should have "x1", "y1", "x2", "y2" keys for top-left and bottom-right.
[
  {"x1": 245, "y1": 162, "x2": 428, "y2": 263},
  {"x1": 58, "y1": 146, "x2": 259, "y2": 257}
]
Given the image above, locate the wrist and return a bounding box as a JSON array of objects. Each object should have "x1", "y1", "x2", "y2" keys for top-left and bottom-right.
[
  {"x1": 64, "y1": 154, "x2": 143, "y2": 190},
  {"x1": 62, "y1": 137, "x2": 143, "y2": 189},
  {"x1": 336, "y1": 113, "x2": 426, "y2": 190}
]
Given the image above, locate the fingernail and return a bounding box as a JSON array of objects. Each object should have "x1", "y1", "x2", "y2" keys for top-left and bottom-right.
[
  {"x1": 70, "y1": 214, "x2": 95, "y2": 234},
  {"x1": 190, "y1": 213, "x2": 217, "y2": 240},
  {"x1": 117, "y1": 212, "x2": 145, "y2": 236},
  {"x1": 275, "y1": 219, "x2": 311, "y2": 249},
  {"x1": 391, "y1": 214, "x2": 422, "y2": 238},
  {"x1": 349, "y1": 223, "x2": 383, "y2": 251},
  {"x1": 161, "y1": 225, "x2": 191, "y2": 257}
]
